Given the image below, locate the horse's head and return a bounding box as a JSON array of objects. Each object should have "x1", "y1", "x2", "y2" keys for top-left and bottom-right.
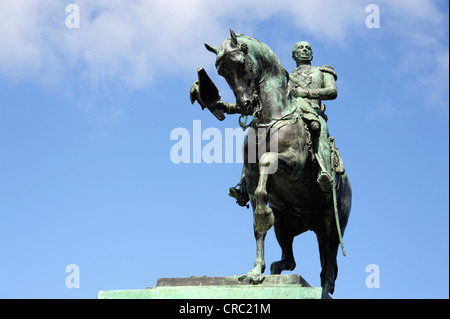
[
  {"x1": 205, "y1": 29, "x2": 259, "y2": 113},
  {"x1": 205, "y1": 30, "x2": 291, "y2": 120}
]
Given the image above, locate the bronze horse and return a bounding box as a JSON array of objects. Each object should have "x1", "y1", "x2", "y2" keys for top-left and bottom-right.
[{"x1": 196, "y1": 30, "x2": 352, "y2": 297}]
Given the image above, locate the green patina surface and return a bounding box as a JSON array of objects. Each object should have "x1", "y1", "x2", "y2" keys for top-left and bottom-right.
[
  {"x1": 195, "y1": 31, "x2": 351, "y2": 296},
  {"x1": 98, "y1": 285, "x2": 322, "y2": 299},
  {"x1": 98, "y1": 275, "x2": 326, "y2": 299}
]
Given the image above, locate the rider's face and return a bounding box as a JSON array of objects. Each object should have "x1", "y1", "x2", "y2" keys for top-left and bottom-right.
[{"x1": 294, "y1": 42, "x2": 313, "y2": 62}]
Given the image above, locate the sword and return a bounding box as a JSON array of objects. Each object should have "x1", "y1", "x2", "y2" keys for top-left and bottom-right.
[{"x1": 330, "y1": 137, "x2": 346, "y2": 257}]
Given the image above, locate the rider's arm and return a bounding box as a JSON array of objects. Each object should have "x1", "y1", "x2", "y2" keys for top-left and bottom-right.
[
  {"x1": 308, "y1": 72, "x2": 337, "y2": 100},
  {"x1": 216, "y1": 101, "x2": 251, "y2": 115},
  {"x1": 291, "y1": 66, "x2": 338, "y2": 101}
]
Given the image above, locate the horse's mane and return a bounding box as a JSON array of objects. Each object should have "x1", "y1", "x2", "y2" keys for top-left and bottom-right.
[{"x1": 218, "y1": 34, "x2": 289, "y2": 81}]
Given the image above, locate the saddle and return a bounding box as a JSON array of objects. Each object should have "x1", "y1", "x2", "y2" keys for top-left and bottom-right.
[{"x1": 297, "y1": 102, "x2": 345, "y2": 175}]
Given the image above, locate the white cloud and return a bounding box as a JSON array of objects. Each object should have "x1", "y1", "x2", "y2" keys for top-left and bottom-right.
[
  {"x1": 286, "y1": 0, "x2": 364, "y2": 43},
  {"x1": 0, "y1": 1, "x2": 47, "y2": 78},
  {"x1": 0, "y1": 0, "x2": 447, "y2": 112},
  {"x1": 0, "y1": 0, "x2": 366, "y2": 89},
  {"x1": 382, "y1": 0, "x2": 449, "y2": 112}
]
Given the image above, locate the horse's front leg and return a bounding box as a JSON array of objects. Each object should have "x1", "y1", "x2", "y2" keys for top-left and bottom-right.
[
  {"x1": 253, "y1": 152, "x2": 277, "y2": 232},
  {"x1": 245, "y1": 152, "x2": 277, "y2": 284},
  {"x1": 246, "y1": 227, "x2": 267, "y2": 284}
]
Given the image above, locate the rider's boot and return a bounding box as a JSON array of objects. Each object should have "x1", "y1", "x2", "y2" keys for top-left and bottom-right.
[
  {"x1": 228, "y1": 178, "x2": 250, "y2": 208},
  {"x1": 317, "y1": 170, "x2": 333, "y2": 193},
  {"x1": 314, "y1": 139, "x2": 334, "y2": 193}
]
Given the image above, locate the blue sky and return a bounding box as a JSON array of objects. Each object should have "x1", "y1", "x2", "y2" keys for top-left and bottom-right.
[{"x1": 0, "y1": 0, "x2": 448, "y2": 299}]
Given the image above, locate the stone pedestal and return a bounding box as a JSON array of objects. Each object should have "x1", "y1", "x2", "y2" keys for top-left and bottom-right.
[{"x1": 97, "y1": 274, "x2": 329, "y2": 299}]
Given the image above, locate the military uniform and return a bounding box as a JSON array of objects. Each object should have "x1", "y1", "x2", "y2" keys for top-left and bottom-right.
[{"x1": 290, "y1": 64, "x2": 338, "y2": 192}]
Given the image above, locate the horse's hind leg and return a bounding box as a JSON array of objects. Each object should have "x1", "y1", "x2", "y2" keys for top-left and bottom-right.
[
  {"x1": 270, "y1": 210, "x2": 305, "y2": 274},
  {"x1": 316, "y1": 177, "x2": 351, "y2": 297},
  {"x1": 315, "y1": 216, "x2": 340, "y2": 298}
]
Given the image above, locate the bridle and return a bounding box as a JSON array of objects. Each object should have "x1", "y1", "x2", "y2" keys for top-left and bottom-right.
[
  {"x1": 217, "y1": 40, "x2": 298, "y2": 131},
  {"x1": 216, "y1": 45, "x2": 261, "y2": 130}
]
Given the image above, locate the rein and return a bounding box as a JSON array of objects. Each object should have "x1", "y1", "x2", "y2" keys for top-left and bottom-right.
[
  {"x1": 219, "y1": 38, "x2": 298, "y2": 132},
  {"x1": 239, "y1": 93, "x2": 300, "y2": 131}
]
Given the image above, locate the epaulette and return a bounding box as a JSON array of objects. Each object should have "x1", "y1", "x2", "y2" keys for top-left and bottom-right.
[{"x1": 319, "y1": 65, "x2": 337, "y2": 81}]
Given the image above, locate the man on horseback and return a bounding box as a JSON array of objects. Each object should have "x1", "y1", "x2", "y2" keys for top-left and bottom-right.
[
  {"x1": 192, "y1": 31, "x2": 352, "y2": 294},
  {"x1": 290, "y1": 41, "x2": 338, "y2": 192},
  {"x1": 228, "y1": 40, "x2": 339, "y2": 206}
]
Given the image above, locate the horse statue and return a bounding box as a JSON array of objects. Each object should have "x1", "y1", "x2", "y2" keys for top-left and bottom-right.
[{"x1": 190, "y1": 29, "x2": 352, "y2": 297}]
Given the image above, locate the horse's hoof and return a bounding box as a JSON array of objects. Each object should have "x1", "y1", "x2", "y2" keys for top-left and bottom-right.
[
  {"x1": 247, "y1": 272, "x2": 265, "y2": 284},
  {"x1": 270, "y1": 261, "x2": 282, "y2": 274},
  {"x1": 270, "y1": 261, "x2": 284, "y2": 275},
  {"x1": 243, "y1": 267, "x2": 266, "y2": 284},
  {"x1": 270, "y1": 259, "x2": 296, "y2": 274},
  {"x1": 321, "y1": 289, "x2": 332, "y2": 299}
]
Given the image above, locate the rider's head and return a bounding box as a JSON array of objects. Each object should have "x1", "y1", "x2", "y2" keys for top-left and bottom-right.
[{"x1": 292, "y1": 41, "x2": 313, "y2": 64}]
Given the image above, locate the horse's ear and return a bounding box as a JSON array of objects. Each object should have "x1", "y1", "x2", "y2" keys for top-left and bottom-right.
[
  {"x1": 230, "y1": 28, "x2": 238, "y2": 45},
  {"x1": 204, "y1": 43, "x2": 219, "y2": 54}
]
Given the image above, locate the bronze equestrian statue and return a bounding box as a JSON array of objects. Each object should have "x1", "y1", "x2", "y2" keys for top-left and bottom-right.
[{"x1": 190, "y1": 30, "x2": 352, "y2": 297}]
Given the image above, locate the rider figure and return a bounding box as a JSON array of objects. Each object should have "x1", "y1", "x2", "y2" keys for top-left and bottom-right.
[
  {"x1": 228, "y1": 41, "x2": 338, "y2": 206},
  {"x1": 290, "y1": 41, "x2": 337, "y2": 192}
]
